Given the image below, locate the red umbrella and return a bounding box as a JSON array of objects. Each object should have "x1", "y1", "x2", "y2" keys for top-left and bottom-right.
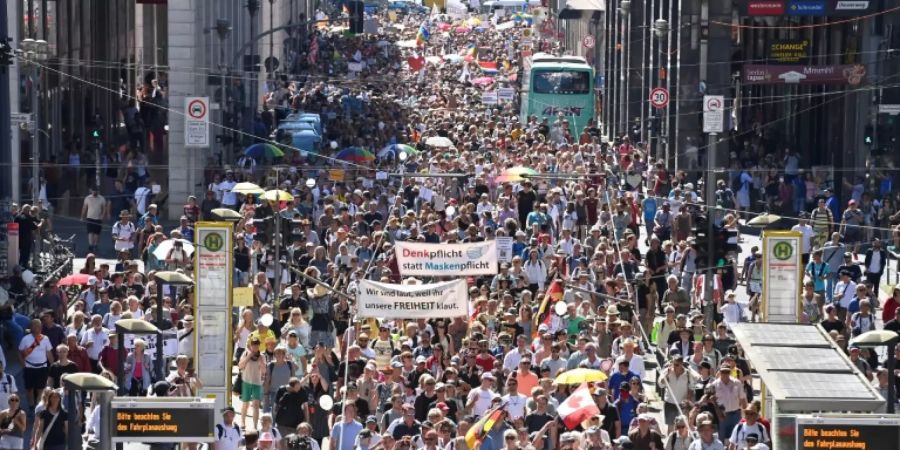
[{"x1": 58, "y1": 273, "x2": 92, "y2": 286}]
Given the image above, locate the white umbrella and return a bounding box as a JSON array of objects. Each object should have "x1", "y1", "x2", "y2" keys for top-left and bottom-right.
[
  {"x1": 425, "y1": 136, "x2": 455, "y2": 148},
  {"x1": 153, "y1": 239, "x2": 196, "y2": 261}
]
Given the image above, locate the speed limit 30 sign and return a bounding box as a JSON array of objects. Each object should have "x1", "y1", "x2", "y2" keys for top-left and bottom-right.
[
  {"x1": 582, "y1": 35, "x2": 595, "y2": 49},
  {"x1": 649, "y1": 87, "x2": 669, "y2": 109}
]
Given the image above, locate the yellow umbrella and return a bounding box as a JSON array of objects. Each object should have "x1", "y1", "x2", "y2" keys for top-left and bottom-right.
[
  {"x1": 554, "y1": 368, "x2": 609, "y2": 385},
  {"x1": 262, "y1": 189, "x2": 294, "y2": 202},
  {"x1": 231, "y1": 182, "x2": 265, "y2": 195}
]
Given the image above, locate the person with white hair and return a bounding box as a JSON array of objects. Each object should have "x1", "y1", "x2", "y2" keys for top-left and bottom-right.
[{"x1": 123, "y1": 338, "x2": 152, "y2": 396}]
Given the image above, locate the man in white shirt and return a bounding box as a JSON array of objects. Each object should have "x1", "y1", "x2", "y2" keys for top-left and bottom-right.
[
  {"x1": 501, "y1": 377, "x2": 528, "y2": 420},
  {"x1": 215, "y1": 407, "x2": 243, "y2": 450},
  {"x1": 728, "y1": 408, "x2": 770, "y2": 450},
  {"x1": 18, "y1": 319, "x2": 54, "y2": 406},
  {"x1": 81, "y1": 186, "x2": 108, "y2": 254},
  {"x1": 502, "y1": 335, "x2": 529, "y2": 373},
  {"x1": 791, "y1": 214, "x2": 815, "y2": 266},
  {"x1": 833, "y1": 270, "x2": 857, "y2": 322},
  {"x1": 81, "y1": 315, "x2": 110, "y2": 373},
  {"x1": 466, "y1": 373, "x2": 498, "y2": 418},
  {"x1": 111, "y1": 210, "x2": 136, "y2": 255},
  {"x1": 219, "y1": 171, "x2": 238, "y2": 208}
]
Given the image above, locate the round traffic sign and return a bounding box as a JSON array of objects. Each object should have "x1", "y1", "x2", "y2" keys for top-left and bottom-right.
[
  {"x1": 649, "y1": 87, "x2": 669, "y2": 109},
  {"x1": 188, "y1": 99, "x2": 207, "y2": 119},
  {"x1": 705, "y1": 96, "x2": 723, "y2": 111},
  {"x1": 582, "y1": 35, "x2": 595, "y2": 49}
]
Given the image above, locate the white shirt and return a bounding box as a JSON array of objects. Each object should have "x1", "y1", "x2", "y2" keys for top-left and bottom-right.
[
  {"x1": 791, "y1": 224, "x2": 815, "y2": 254},
  {"x1": 502, "y1": 347, "x2": 528, "y2": 372},
  {"x1": 134, "y1": 186, "x2": 152, "y2": 215},
  {"x1": 868, "y1": 251, "x2": 882, "y2": 274},
  {"x1": 834, "y1": 280, "x2": 857, "y2": 309},
  {"x1": 729, "y1": 421, "x2": 769, "y2": 448},
  {"x1": 215, "y1": 422, "x2": 243, "y2": 450},
  {"x1": 502, "y1": 393, "x2": 528, "y2": 419},
  {"x1": 81, "y1": 327, "x2": 110, "y2": 360},
  {"x1": 720, "y1": 302, "x2": 744, "y2": 329},
  {"x1": 219, "y1": 180, "x2": 238, "y2": 205},
  {"x1": 112, "y1": 221, "x2": 136, "y2": 251},
  {"x1": 467, "y1": 387, "x2": 498, "y2": 417},
  {"x1": 18, "y1": 334, "x2": 53, "y2": 368}
]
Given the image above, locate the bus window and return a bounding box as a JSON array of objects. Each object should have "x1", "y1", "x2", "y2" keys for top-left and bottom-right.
[{"x1": 532, "y1": 71, "x2": 590, "y2": 94}]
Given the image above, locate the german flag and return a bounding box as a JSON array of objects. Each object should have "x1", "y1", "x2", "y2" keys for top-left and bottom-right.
[
  {"x1": 532, "y1": 280, "x2": 564, "y2": 337},
  {"x1": 465, "y1": 406, "x2": 506, "y2": 449}
]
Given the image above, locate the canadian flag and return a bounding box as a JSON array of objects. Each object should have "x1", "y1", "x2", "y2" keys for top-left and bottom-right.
[{"x1": 557, "y1": 383, "x2": 600, "y2": 430}]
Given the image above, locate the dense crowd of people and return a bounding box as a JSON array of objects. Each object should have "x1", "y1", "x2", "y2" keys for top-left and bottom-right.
[{"x1": 5, "y1": 3, "x2": 900, "y2": 450}]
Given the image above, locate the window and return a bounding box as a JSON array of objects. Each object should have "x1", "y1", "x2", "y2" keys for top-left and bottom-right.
[{"x1": 532, "y1": 70, "x2": 590, "y2": 94}]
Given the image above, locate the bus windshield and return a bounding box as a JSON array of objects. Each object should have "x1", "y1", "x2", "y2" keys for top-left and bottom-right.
[{"x1": 532, "y1": 70, "x2": 590, "y2": 94}]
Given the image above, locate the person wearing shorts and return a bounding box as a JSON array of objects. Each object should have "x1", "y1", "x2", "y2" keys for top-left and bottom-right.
[
  {"x1": 17, "y1": 319, "x2": 53, "y2": 407},
  {"x1": 841, "y1": 199, "x2": 865, "y2": 257},
  {"x1": 81, "y1": 187, "x2": 107, "y2": 254},
  {"x1": 238, "y1": 338, "x2": 265, "y2": 429}
]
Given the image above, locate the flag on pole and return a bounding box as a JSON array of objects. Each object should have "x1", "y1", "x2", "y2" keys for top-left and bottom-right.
[
  {"x1": 557, "y1": 383, "x2": 600, "y2": 430},
  {"x1": 465, "y1": 406, "x2": 506, "y2": 449},
  {"x1": 416, "y1": 23, "x2": 430, "y2": 47},
  {"x1": 532, "y1": 280, "x2": 563, "y2": 336}
]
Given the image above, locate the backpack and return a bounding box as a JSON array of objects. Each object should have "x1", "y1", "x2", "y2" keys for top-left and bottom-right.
[{"x1": 216, "y1": 423, "x2": 241, "y2": 441}]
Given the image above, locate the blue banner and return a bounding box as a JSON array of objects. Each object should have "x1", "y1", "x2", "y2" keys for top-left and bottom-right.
[{"x1": 786, "y1": 0, "x2": 825, "y2": 16}]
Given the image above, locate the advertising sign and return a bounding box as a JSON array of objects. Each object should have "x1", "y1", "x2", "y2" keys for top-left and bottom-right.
[
  {"x1": 830, "y1": 1, "x2": 874, "y2": 16},
  {"x1": 786, "y1": 0, "x2": 825, "y2": 16},
  {"x1": 762, "y1": 231, "x2": 802, "y2": 323},
  {"x1": 195, "y1": 224, "x2": 231, "y2": 307},
  {"x1": 395, "y1": 241, "x2": 498, "y2": 276},
  {"x1": 357, "y1": 279, "x2": 468, "y2": 319},
  {"x1": 768, "y1": 40, "x2": 810, "y2": 64},
  {"x1": 111, "y1": 399, "x2": 216, "y2": 443},
  {"x1": 746, "y1": 1, "x2": 785, "y2": 15},
  {"x1": 742, "y1": 64, "x2": 866, "y2": 85},
  {"x1": 796, "y1": 416, "x2": 900, "y2": 450},
  {"x1": 184, "y1": 97, "x2": 209, "y2": 148}
]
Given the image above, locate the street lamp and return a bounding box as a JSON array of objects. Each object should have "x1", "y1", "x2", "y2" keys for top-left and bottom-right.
[
  {"x1": 152, "y1": 271, "x2": 194, "y2": 381},
  {"x1": 211, "y1": 19, "x2": 232, "y2": 163},
  {"x1": 62, "y1": 374, "x2": 117, "y2": 450},
  {"x1": 850, "y1": 330, "x2": 900, "y2": 413},
  {"x1": 245, "y1": 0, "x2": 261, "y2": 143},
  {"x1": 618, "y1": 0, "x2": 631, "y2": 14}
]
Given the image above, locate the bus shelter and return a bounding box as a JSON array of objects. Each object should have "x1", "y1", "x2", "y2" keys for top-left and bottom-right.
[{"x1": 730, "y1": 323, "x2": 886, "y2": 450}]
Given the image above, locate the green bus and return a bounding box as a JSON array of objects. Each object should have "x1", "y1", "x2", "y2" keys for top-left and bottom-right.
[{"x1": 521, "y1": 53, "x2": 595, "y2": 136}]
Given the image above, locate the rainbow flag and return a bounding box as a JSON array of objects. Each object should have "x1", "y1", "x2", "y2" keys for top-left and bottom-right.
[
  {"x1": 478, "y1": 61, "x2": 498, "y2": 75},
  {"x1": 465, "y1": 406, "x2": 506, "y2": 449},
  {"x1": 416, "y1": 23, "x2": 430, "y2": 47}
]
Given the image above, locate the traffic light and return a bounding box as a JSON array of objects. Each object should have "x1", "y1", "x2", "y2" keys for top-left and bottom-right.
[
  {"x1": 349, "y1": 0, "x2": 364, "y2": 34},
  {"x1": 864, "y1": 125, "x2": 874, "y2": 145}
]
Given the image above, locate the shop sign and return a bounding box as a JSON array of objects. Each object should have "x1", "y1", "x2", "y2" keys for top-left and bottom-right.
[
  {"x1": 768, "y1": 40, "x2": 810, "y2": 64},
  {"x1": 742, "y1": 64, "x2": 866, "y2": 85}
]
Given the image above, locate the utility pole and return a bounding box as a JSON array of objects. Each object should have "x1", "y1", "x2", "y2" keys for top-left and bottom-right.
[
  {"x1": 704, "y1": 133, "x2": 717, "y2": 331},
  {"x1": 0, "y1": 8, "x2": 12, "y2": 204}
]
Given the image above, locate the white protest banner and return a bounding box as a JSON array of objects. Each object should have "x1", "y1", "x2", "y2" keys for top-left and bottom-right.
[
  {"x1": 124, "y1": 330, "x2": 179, "y2": 359},
  {"x1": 358, "y1": 279, "x2": 468, "y2": 319},
  {"x1": 496, "y1": 236, "x2": 513, "y2": 262},
  {"x1": 395, "y1": 241, "x2": 498, "y2": 276},
  {"x1": 497, "y1": 88, "x2": 515, "y2": 102}
]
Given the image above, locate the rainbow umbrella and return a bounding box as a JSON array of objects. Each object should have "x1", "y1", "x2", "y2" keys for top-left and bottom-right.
[
  {"x1": 496, "y1": 166, "x2": 538, "y2": 183},
  {"x1": 244, "y1": 143, "x2": 284, "y2": 159},
  {"x1": 335, "y1": 147, "x2": 376, "y2": 163}
]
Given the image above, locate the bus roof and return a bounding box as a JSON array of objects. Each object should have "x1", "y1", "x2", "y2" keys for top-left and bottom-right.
[
  {"x1": 531, "y1": 60, "x2": 593, "y2": 71},
  {"x1": 530, "y1": 52, "x2": 591, "y2": 68}
]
